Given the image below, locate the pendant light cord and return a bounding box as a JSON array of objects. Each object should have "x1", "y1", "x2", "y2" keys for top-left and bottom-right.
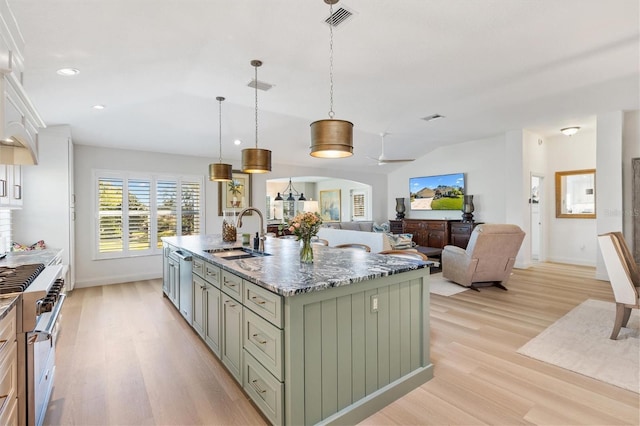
[
  {"x1": 255, "y1": 63, "x2": 259, "y2": 149},
  {"x1": 217, "y1": 97, "x2": 224, "y2": 163},
  {"x1": 328, "y1": 1, "x2": 335, "y2": 119}
]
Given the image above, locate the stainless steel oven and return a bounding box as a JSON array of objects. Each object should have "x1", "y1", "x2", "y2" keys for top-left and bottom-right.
[{"x1": 0, "y1": 263, "x2": 66, "y2": 426}]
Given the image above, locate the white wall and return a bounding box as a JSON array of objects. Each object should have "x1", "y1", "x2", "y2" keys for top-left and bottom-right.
[
  {"x1": 388, "y1": 135, "x2": 508, "y2": 224},
  {"x1": 545, "y1": 127, "x2": 597, "y2": 266},
  {"x1": 74, "y1": 145, "x2": 222, "y2": 287}
]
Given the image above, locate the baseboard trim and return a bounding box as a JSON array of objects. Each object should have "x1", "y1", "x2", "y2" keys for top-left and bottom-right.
[
  {"x1": 75, "y1": 272, "x2": 161, "y2": 288},
  {"x1": 546, "y1": 256, "x2": 596, "y2": 267}
]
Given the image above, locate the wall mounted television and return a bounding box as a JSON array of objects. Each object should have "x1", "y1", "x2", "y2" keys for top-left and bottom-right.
[{"x1": 409, "y1": 173, "x2": 465, "y2": 210}]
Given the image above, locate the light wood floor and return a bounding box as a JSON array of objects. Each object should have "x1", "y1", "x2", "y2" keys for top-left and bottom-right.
[{"x1": 44, "y1": 263, "x2": 640, "y2": 425}]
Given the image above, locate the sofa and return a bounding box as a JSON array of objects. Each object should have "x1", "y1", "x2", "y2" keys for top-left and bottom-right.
[
  {"x1": 322, "y1": 221, "x2": 375, "y2": 232},
  {"x1": 318, "y1": 221, "x2": 413, "y2": 253}
]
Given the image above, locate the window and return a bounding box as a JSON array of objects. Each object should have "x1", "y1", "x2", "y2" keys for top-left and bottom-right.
[
  {"x1": 95, "y1": 171, "x2": 203, "y2": 258},
  {"x1": 350, "y1": 189, "x2": 370, "y2": 221}
]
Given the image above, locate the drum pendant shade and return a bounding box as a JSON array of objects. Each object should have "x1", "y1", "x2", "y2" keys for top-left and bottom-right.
[
  {"x1": 209, "y1": 162, "x2": 233, "y2": 181},
  {"x1": 241, "y1": 148, "x2": 272, "y2": 173},
  {"x1": 310, "y1": 119, "x2": 353, "y2": 158}
]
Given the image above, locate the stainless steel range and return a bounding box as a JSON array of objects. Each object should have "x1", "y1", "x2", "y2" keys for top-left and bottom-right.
[{"x1": 0, "y1": 263, "x2": 66, "y2": 426}]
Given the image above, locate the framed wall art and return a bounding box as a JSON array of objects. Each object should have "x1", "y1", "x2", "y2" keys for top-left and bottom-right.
[
  {"x1": 319, "y1": 189, "x2": 341, "y2": 222},
  {"x1": 218, "y1": 170, "x2": 252, "y2": 216}
]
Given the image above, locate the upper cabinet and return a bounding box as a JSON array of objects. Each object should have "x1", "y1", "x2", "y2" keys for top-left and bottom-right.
[
  {"x1": 0, "y1": 1, "x2": 46, "y2": 166},
  {"x1": 0, "y1": 164, "x2": 21, "y2": 208}
]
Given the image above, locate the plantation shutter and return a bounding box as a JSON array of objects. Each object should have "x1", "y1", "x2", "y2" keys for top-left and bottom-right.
[
  {"x1": 353, "y1": 193, "x2": 365, "y2": 218},
  {"x1": 98, "y1": 177, "x2": 123, "y2": 253},
  {"x1": 128, "y1": 179, "x2": 151, "y2": 251},
  {"x1": 181, "y1": 180, "x2": 201, "y2": 236},
  {"x1": 157, "y1": 180, "x2": 177, "y2": 247}
]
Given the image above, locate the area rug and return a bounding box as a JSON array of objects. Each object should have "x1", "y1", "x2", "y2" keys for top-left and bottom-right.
[
  {"x1": 429, "y1": 273, "x2": 469, "y2": 296},
  {"x1": 517, "y1": 299, "x2": 639, "y2": 393}
]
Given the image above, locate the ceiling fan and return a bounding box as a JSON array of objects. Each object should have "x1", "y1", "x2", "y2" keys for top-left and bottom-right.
[{"x1": 367, "y1": 132, "x2": 415, "y2": 165}]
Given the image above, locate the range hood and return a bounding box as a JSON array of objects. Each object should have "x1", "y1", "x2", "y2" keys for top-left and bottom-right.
[{"x1": 0, "y1": 73, "x2": 44, "y2": 165}]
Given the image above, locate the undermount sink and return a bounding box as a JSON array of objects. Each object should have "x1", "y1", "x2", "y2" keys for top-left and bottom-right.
[{"x1": 205, "y1": 247, "x2": 271, "y2": 260}]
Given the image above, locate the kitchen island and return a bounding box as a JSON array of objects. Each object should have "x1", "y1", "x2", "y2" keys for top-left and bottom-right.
[{"x1": 163, "y1": 235, "x2": 434, "y2": 425}]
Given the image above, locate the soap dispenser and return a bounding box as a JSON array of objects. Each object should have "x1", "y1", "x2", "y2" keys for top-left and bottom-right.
[{"x1": 253, "y1": 232, "x2": 260, "y2": 251}]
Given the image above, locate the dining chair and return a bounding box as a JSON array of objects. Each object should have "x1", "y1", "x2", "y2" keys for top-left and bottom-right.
[
  {"x1": 610, "y1": 231, "x2": 639, "y2": 286},
  {"x1": 311, "y1": 237, "x2": 329, "y2": 246},
  {"x1": 379, "y1": 249, "x2": 428, "y2": 261},
  {"x1": 597, "y1": 233, "x2": 640, "y2": 339},
  {"x1": 334, "y1": 243, "x2": 371, "y2": 252}
]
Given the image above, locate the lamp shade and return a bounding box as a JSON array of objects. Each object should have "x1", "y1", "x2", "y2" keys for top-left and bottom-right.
[
  {"x1": 209, "y1": 162, "x2": 233, "y2": 181},
  {"x1": 241, "y1": 148, "x2": 272, "y2": 173},
  {"x1": 310, "y1": 119, "x2": 353, "y2": 158}
]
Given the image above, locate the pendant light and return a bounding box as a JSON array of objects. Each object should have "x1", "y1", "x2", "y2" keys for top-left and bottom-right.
[
  {"x1": 209, "y1": 96, "x2": 233, "y2": 181},
  {"x1": 241, "y1": 60, "x2": 272, "y2": 173},
  {"x1": 310, "y1": 0, "x2": 353, "y2": 159}
]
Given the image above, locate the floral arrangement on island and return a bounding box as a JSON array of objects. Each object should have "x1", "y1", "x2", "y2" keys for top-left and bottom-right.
[
  {"x1": 288, "y1": 211, "x2": 323, "y2": 240},
  {"x1": 287, "y1": 211, "x2": 323, "y2": 263}
]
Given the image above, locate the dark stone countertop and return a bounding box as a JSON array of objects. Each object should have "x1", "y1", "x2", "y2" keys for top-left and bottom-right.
[{"x1": 163, "y1": 235, "x2": 432, "y2": 297}]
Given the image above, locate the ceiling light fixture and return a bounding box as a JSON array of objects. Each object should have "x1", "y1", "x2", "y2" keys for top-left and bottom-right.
[
  {"x1": 234, "y1": 139, "x2": 242, "y2": 146},
  {"x1": 56, "y1": 68, "x2": 79, "y2": 76},
  {"x1": 92, "y1": 104, "x2": 105, "y2": 110},
  {"x1": 561, "y1": 126, "x2": 580, "y2": 136},
  {"x1": 241, "y1": 60, "x2": 272, "y2": 173},
  {"x1": 310, "y1": 0, "x2": 353, "y2": 159},
  {"x1": 209, "y1": 96, "x2": 233, "y2": 182},
  {"x1": 274, "y1": 178, "x2": 306, "y2": 202}
]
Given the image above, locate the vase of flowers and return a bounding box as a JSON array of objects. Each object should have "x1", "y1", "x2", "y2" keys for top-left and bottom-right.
[{"x1": 287, "y1": 211, "x2": 323, "y2": 263}]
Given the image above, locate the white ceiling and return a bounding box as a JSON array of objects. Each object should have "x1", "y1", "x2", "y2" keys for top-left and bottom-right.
[{"x1": 7, "y1": 0, "x2": 640, "y2": 173}]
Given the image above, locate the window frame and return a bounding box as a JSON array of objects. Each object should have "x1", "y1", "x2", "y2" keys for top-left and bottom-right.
[{"x1": 93, "y1": 169, "x2": 204, "y2": 260}]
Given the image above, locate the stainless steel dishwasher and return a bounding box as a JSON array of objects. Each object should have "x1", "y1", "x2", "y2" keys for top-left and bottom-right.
[{"x1": 170, "y1": 250, "x2": 193, "y2": 325}]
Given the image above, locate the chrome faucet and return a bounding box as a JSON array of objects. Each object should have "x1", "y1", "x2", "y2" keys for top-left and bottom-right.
[{"x1": 236, "y1": 207, "x2": 265, "y2": 252}]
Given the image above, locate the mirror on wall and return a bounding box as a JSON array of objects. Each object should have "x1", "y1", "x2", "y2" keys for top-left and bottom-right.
[{"x1": 555, "y1": 169, "x2": 596, "y2": 218}]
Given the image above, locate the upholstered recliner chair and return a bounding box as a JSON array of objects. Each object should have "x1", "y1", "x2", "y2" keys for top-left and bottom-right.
[{"x1": 442, "y1": 224, "x2": 525, "y2": 291}]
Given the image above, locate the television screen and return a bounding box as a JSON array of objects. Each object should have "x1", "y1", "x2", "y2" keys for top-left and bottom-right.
[{"x1": 409, "y1": 173, "x2": 465, "y2": 210}]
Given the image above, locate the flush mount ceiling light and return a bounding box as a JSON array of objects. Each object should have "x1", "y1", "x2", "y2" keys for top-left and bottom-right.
[
  {"x1": 92, "y1": 104, "x2": 105, "y2": 110},
  {"x1": 241, "y1": 60, "x2": 272, "y2": 173},
  {"x1": 56, "y1": 68, "x2": 79, "y2": 76},
  {"x1": 209, "y1": 96, "x2": 233, "y2": 182},
  {"x1": 310, "y1": 0, "x2": 353, "y2": 159},
  {"x1": 561, "y1": 126, "x2": 580, "y2": 136}
]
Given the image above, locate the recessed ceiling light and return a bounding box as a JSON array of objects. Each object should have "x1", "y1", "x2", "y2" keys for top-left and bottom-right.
[
  {"x1": 56, "y1": 68, "x2": 80, "y2": 76},
  {"x1": 234, "y1": 139, "x2": 242, "y2": 146},
  {"x1": 92, "y1": 104, "x2": 105, "y2": 110},
  {"x1": 560, "y1": 126, "x2": 580, "y2": 136}
]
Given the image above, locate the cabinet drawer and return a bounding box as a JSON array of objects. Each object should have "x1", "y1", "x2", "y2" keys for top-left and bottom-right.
[
  {"x1": 221, "y1": 270, "x2": 243, "y2": 301},
  {"x1": 244, "y1": 281, "x2": 283, "y2": 328},
  {"x1": 0, "y1": 340, "x2": 17, "y2": 422},
  {"x1": 426, "y1": 222, "x2": 446, "y2": 231},
  {"x1": 0, "y1": 305, "x2": 16, "y2": 360},
  {"x1": 243, "y1": 308, "x2": 283, "y2": 380},
  {"x1": 192, "y1": 258, "x2": 205, "y2": 278},
  {"x1": 204, "y1": 264, "x2": 221, "y2": 287},
  {"x1": 451, "y1": 223, "x2": 472, "y2": 234},
  {"x1": 244, "y1": 351, "x2": 283, "y2": 426},
  {"x1": 0, "y1": 389, "x2": 17, "y2": 426}
]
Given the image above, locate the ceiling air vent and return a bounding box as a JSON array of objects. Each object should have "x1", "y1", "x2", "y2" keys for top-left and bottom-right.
[
  {"x1": 421, "y1": 114, "x2": 445, "y2": 122},
  {"x1": 247, "y1": 79, "x2": 273, "y2": 91},
  {"x1": 325, "y1": 6, "x2": 354, "y2": 27}
]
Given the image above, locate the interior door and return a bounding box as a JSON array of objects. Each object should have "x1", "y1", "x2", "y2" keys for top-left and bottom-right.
[{"x1": 530, "y1": 174, "x2": 544, "y2": 261}]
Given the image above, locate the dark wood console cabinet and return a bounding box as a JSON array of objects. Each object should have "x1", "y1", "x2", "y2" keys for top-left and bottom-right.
[
  {"x1": 402, "y1": 219, "x2": 478, "y2": 249},
  {"x1": 389, "y1": 220, "x2": 403, "y2": 234}
]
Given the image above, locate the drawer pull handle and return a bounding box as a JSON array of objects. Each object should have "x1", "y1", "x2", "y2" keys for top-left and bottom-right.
[
  {"x1": 226, "y1": 301, "x2": 236, "y2": 307},
  {"x1": 251, "y1": 296, "x2": 266, "y2": 305},
  {"x1": 252, "y1": 333, "x2": 267, "y2": 344},
  {"x1": 251, "y1": 379, "x2": 267, "y2": 394},
  {"x1": 225, "y1": 280, "x2": 236, "y2": 287}
]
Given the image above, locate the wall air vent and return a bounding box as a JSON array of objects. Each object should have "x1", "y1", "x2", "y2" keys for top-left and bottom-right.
[
  {"x1": 421, "y1": 114, "x2": 445, "y2": 122},
  {"x1": 247, "y1": 79, "x2": 273, "y2": 91},
  {"x1": 324, "y1": 6, "x2": 354, "y2": 27}
]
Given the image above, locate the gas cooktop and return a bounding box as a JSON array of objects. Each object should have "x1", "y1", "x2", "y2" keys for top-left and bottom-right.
[{"x1": 0, "y1": 263, "x2": 46, "y2": 294}]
